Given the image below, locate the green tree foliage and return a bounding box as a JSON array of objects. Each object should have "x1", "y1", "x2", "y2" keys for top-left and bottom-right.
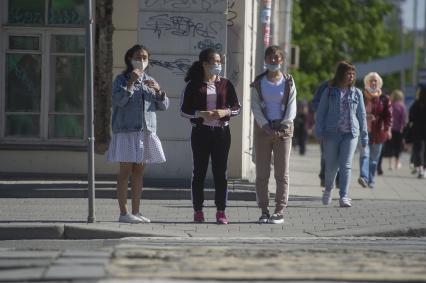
[{"x1": 292, "y1": 0, "x2": 395, "y2": 99}]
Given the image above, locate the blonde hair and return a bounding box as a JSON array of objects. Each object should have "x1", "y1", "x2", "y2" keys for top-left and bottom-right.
[
  {"x1": 363, "y1": 72, "x2": 383, "y2": 89},
  {"x1": 391, "y1": 89, "x2": 404, "y2": 102}
]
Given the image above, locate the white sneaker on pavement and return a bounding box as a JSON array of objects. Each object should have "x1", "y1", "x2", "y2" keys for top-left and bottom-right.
[
  {"x1": 339, "y1": 197, "x2": 352, "y2": 208},
  {"x1": 119, "y1": 213, "x2": 143, "y2": 224},
  {"x1": 133, "y1": 213, "x2": 151, "y2": 223}
]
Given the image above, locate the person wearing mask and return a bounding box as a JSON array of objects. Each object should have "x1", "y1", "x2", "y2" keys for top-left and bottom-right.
[
  {"x1": 315, "y1": 61, "x2": 368, "y2": 207},
  {"x1": 180, "y1": 48, "x2": 241, "y2": 224},
  {"x1": 250, "y1": 45, "x2": 297, "y2": 224},
  {"x1": 106, "y1": 44, "x2": 169, "y2": 223},
  {"x1": 409, "y1": 86, "x2": 426, "y2": 178},
  {"x1": 357, "y1": 72, "x2": 392, "y2": 189}
]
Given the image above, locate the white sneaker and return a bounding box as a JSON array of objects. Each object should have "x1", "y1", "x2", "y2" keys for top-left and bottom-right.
[
  {"x1": 322, "y1": 190, "x2": 332, "y2": 205},
  {"x1": 269, "y1": 213, "x2": 284, "y2": 224},
  {"x1": 133, "y1": 213, "x2": 151, "y2": 223},
  {"x1": 339, "y1": 197, "x2": 352, "y2": 208},
  {"x1": 118, "y1": 213, "x2": 142, "y2": 224}
]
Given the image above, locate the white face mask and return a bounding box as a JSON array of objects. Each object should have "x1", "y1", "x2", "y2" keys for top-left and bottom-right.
[
  {"x1": 265, "y1": 63, "x2": 281, "y2": 72},
  {"x1": 367, "y1": 87, "x2": 378, "y2": 94},
  {"x1": 210, "y1": 64, "x2": 222, "y2": 76},
  {"x1": 132, "y1": 60, "x2": 148, "y2": 71}
]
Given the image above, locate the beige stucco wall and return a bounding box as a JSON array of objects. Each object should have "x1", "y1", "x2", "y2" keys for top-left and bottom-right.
[{"x1": 0, "y1": 0, "x2": 258, "y2": 181}]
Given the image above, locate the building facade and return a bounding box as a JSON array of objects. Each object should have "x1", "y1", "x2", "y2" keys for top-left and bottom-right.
[{"x1": 0, "y1": 0, "x2": 291, "y2": 182}]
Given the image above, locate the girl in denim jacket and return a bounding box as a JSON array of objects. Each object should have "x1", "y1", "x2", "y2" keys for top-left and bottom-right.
[
  {"x1": 315, "y1": 61, "x2": 368, "y2": 207},
  {"x1": 106, "y1": 44, "x2": 169, "y2": 223}
]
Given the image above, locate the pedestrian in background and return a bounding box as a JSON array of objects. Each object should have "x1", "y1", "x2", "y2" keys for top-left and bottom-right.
[
  {"x1": 382, "y1": 89, "x2": 406, "y2": 171},
  {"x1": 312, "y1": 80, "x2": 340, "y2": 188},
  {"x1": 251, "y1": 45, "x2": 297, "y2": 224},
  {"x1": 295, "y1": 99, "x2": 308, "y2": 155},
  {"x1": 409, "y1": 86, "x2": 426, "y2": 178},
  {"x1": 106, "y1": 44, "x2": 169, "y2": 223},
  {"x1": 357, "y1": 72, "x2": 392, "y2": 189},
  {"x1": 180, "y1": 48, "x2": 241, "y2": 224},
  {"x1": 315, "y1": 61, "x2": 368, "y2": 207}
]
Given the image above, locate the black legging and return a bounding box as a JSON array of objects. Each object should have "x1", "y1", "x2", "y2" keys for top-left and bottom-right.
[{"x1": 191, "y1": 125, "x2": 231, "y2": 211}]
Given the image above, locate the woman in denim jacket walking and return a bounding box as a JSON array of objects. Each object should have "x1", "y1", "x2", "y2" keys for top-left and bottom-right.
[
  {"x1": 315, "y1": 61, "x2": 368, "y2": 207},
  {"x1": 106, "y1": 44, "x2": 169, "y2": 223}
]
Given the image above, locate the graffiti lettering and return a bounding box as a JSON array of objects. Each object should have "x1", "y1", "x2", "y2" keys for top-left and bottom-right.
[
  {"x1": 227, "y1": 0, "x2": 237, "y2": 27},
  {"x1": 150, "y1": 58, "x2": 192, "y2": 74},
  {"x1": 143, "y1": 0, "x2": 225, "y2": 11},
  {"x1": 197, "y1": 39, "x2": 222, "y2": 52},
  {"x1": 141, "y1": 14, "x2": 223, "y2": 39}
]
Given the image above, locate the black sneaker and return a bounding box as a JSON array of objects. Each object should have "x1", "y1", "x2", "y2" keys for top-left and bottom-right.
[
  {"x1": 258, "y1": 213, "x2": 270, "y2": 224},
  {"x1": 269, "y1": 213, "x2": 284, "y2": 224}
]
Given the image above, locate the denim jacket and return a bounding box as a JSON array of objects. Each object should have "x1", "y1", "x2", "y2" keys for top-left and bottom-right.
[
  {"x1": 111, "y1": 72, "x2": 169, "y2": 133},
  {"x1": 315, "y1": 86, "x2": 368, "y2": 146}
]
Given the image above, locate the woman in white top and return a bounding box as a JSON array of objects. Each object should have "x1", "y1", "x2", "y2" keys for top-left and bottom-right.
[{"x1": 250, "y1": 45, "x2": 297, "y2": 224}]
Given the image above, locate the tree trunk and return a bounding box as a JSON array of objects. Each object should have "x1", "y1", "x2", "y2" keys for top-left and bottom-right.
[{"x1": 94, "y1": 0, "x2": 113, "y2": 154}]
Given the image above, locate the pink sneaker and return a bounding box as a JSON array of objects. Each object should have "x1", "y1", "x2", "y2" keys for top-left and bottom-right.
[
  {"x1": 193, "y1": 210, "x2": 205, "y2": 223},
  {"x1": 216, "y1": 211, "x2": 229, "y2": 224}
]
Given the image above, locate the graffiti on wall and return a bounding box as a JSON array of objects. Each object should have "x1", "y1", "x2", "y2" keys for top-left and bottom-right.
[
  {"x1": 141, "y1": 13, "x2": 224, "y2": 40},
  {"x1": 141, "y1": 0, "x2": 226, "y2": 12}
]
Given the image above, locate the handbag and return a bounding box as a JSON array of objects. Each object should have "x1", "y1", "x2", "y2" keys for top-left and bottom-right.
[{"x1": 403, "y1": 122, "x2": 414, "y2": 143}]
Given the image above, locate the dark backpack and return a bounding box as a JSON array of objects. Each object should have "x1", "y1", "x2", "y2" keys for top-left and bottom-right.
[{"x1": 312, "y1": 80, "x2": 329, "y2": 112}]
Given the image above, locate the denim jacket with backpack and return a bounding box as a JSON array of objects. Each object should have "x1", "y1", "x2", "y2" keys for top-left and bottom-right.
[{"x1": 315, "y1": 85, "x2": 368, "y2": 146}]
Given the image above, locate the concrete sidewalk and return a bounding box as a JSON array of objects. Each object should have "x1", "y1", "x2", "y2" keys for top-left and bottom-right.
[{"x1": 0, "y1": 144, "x2": 425, "y2": 240}]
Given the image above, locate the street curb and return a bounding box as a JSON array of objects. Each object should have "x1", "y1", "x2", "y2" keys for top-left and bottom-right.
[
  {"x1": 309, "y1": 223, "x2": 426, "y2": 237},
  {"x1": 0, "y1": 187, "x2": 256, "y2": 201},
  {"x1": 0, "y1": 224, "x2": 181, "y2": 240}
]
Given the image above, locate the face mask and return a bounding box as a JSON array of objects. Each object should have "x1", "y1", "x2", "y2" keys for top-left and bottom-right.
[
  {"x1": 367, "y1": 87, "x2": 378, "y2": 94},
  {"x1": 265, "y1": 63, "x2": 281, "y2": 72},
  {"x1": 210, "y1": 64, "x2": 222, "y2": 76},
  {"x1": 132, "y1": 60, "x2": 148, "y2": 71}
]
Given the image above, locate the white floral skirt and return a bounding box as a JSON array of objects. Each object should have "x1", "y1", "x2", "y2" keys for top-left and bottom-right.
[{"x1": 106, "y1": 130, "x2": 165, "y2": 164}]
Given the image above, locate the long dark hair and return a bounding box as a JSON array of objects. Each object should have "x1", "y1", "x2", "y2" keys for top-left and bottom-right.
[
  {"x1": 123, "y1": 44, "x2": 150, "y2": 75},
  {"x1": 330, "y1": 61, "x2": 356, "y2": 88},
  {"x1": 418, "y1": 86, "x2": 426, "y2": 104},
  {"x1": 185, "y1": 48, "x2": 218, "y2": 83}
]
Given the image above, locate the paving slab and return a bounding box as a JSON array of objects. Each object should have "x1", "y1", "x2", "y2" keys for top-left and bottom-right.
[{"x1": 45, "y1": 264, "x2": 106, "y2": 280}]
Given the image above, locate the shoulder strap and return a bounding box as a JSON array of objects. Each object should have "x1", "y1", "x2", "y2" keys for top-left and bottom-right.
[
  {"x1": 281, "y1": 73, "x2": 293, "y2": 120},
  {"x1": 251, "y1": 71, "x2": 268, "y2": 102}
]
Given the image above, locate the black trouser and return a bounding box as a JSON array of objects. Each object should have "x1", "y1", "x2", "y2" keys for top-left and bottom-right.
[
  {"x1": 412, "y1": 139, "x2": 426, "y2": 167},
  {"x1": 191, "y1": 124, "x2": 231, "y2": 211}
]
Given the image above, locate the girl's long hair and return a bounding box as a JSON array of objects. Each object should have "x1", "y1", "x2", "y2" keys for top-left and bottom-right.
[
  {"x1": 185, "y1": 48, "x2": 218, "y2": 83},
  {"x1": 123, "y1": 44, "x2": 150, "y2": 75},
  {"x1": 418, "y1": 85, "x2": 426, "y2": 104},
  {"x1": 330, "y1": 61, "x2": 356, "y2": 88}
]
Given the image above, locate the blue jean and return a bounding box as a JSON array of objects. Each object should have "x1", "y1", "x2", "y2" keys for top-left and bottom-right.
[
  {"x1": 323, "y1": 133, "x2": 358, "y2": 198},
  {"x1": 359, "y1": 143, "x2": 383, "y2": 186}
]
